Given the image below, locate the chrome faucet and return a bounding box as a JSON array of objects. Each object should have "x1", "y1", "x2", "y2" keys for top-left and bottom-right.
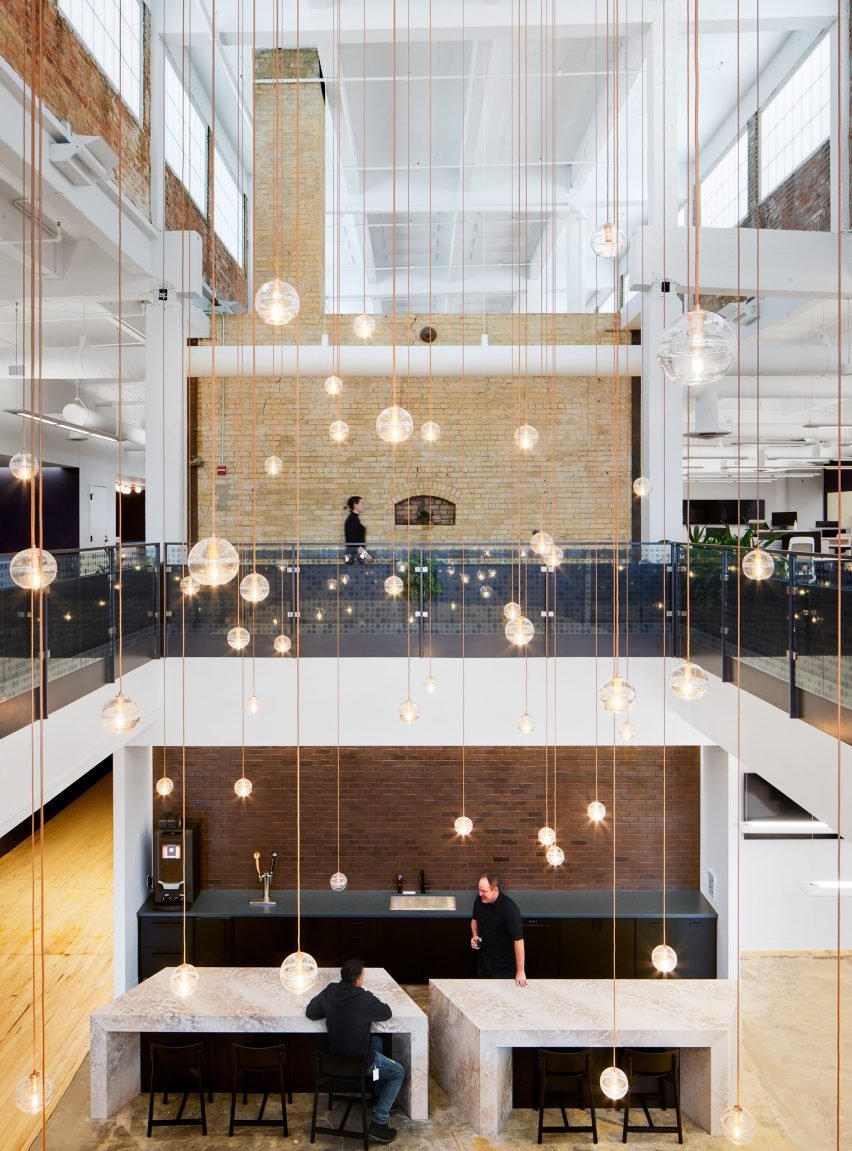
[{"x1": 250, "y1": 850, "x2": 278, "y2": 906}]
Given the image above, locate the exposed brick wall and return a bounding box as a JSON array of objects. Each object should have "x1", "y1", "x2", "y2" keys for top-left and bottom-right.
[
  {"x1": 164, "y1": 167, "x2": 246, "y2": 309},
  {"x1": 154, "y1": 745, "x2": 700, "y2": 892},
  {"x1": 0, "y1": 0, "x2": 151, "y2": 217},
  {"x1": 744, "y1": 137, "x2": 831, "y2": 232}
]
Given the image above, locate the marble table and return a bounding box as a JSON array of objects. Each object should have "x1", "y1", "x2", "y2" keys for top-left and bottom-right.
[
  {"x1": 90, "y1": 967, "x2": 427, "y2": 1121},
  {"x1": 430, "y1": 978, "x2": 737, "y2": 1137}
]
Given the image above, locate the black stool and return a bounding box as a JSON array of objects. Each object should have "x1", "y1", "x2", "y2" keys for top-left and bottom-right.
[
  {"x1": 147, "y1": 1041, "x2": 210, "y2": 1137},
  {"x1": 536, "y1": 1049, "x2": 598, "y2": 1144},
  {"x1": 228, "y1": 1041, "x2": 290, "y2": 1137},
  {"x1": 620, "y1": 1049, "x2": 683, "y2": 1143},
  {"x1": 310, "y1": 1051, "x2": 371, "y2": 1151}
]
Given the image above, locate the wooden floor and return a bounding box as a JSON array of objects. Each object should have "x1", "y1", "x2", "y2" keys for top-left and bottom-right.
[{"x1": 0, "y1": 775, "x2": 113, "y2": 1151}]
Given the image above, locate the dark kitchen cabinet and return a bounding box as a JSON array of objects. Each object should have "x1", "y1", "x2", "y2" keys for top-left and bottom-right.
[
  {"x1": 232, "y1": 915, "x2": 295, "y2": 966},
  {"x1": 635, "y1": 917, "x2": 716, "y2": 979},
  {"x1": 376, "y1": 918, "x2": 424, "y2": 983},
  {"x1": 194, "y1": 918, "x2": 231, "y2": 967},
  {"x1": 560, "y1": 918, "x2": 636, "y2": 978},
  {"x1": 341, "y1": 918, "x2": 379, "y2": 968},
  {"x1": 138, "y1": 915, "x2": 186, "y2": 981},
  {"x1": 421, "y1": 917, "x2": 475, "y2": 979},
  {"x1": 522, "y1": 918, "x2": 561, "y2": 978}
]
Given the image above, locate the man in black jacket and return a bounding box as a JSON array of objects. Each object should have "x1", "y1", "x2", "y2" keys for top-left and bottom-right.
[{"x1": 306, "y1": 958, "x2": 403, "y2": 1144}]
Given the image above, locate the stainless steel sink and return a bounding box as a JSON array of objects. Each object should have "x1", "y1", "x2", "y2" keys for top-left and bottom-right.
[{"x1": 389, "y1": 895, "x2": 457, "y2": 911}]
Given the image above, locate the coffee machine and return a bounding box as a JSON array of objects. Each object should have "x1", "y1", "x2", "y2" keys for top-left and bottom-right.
[{"x1": 153, "y1": 816, "x2": 201, "y2": 906}]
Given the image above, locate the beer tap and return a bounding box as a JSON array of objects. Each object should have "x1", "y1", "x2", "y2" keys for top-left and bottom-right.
[{"x1": 249, "y1": 850, "x2": 278, "y2": 906}]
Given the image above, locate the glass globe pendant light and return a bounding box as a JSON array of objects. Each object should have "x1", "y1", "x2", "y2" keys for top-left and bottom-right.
[
  {"x1": 651, "y1": 943, "x2": 678, "y2": 974},
  {"x1": 587, "y1": 800, "x2": 607, "y2": 822},
  {"x1": 423, "y1": 675, "x2": 438, "y2": 695},
  {"x1": 720, "y1": 1104, "x2": 757, "y2": 1145},
  {"x1": 620, "y1": 720, "x2": 635, "y2": 741},
  {"x1": 180, "y1": 574, "x2": 200, "y2": 597},
  {"x1": 590, "y1": 221, "x2": 625, "y2": 258},
  {"x1": 376, "y1": 405, "x2": 414, "y2": 444},
  {"x1": 545, "y1": 545, "x2": 564, "y2": 570},
  {"x1": 187, "y1": 534, "x2": 240, "y2": 587},
  {"x1": 385, "y1": 574, "x2": 404, "y2": 597},
  {"x1": 599, "y1": 674, "x2": 636, "y2": 713},
  {"x1": 280, "y1": 950, "x2": 318, "y2": 992},
  {"x1": 518, "y1": 712, "x2": 535, "y2": 734},
  {"x1": 537, "y1": 826, "x2": 556, "y2": 847},
  {"x1": 101, "y1": 692, "x2": 141, "y2": 734},
  {"x1": 530, "y1": 531, "x2": 553, "y2": 556},
  {"x1": 246, "y1": 694, "x2": 263, "y2": 715},
  {"x1": 600, "y1": 1065, "x2": 629, "y2": 1101},
  {"x1": 503, "y1": 601, "x2": 522, "y2": 621},
  {"x1": 9, "y1": 548, "x2": 57, "y2": 590},
  {"x1": 330, "y1": 871, "x2": 348, "y2": 892},
  {"x1": 514, "y1": 424, "x2": 539, "y2": 451},
  {"x1": 155, "y1": 775, "x2": 175, "y2": 798},
  {"x1": 633, "y1": 475, "x2": 652, "y2": 498},
  {"x1": 545, "y1": 844, "x2": 565, "y2": 866},
  {"x1": 324, "y1": 374, "x2": 343, "y2": 396},
  {"x1": 264, "y1": 455, "x2": 284, "y2": 477},
  {"x1": 421, "y1": 420, "x2": 441, "y2": 443},
  {"x1": 505, "y1": 616, "x2": 535, "y2": 646},
  {"x1": 170, "y1": 962, "x2": 200, "y2": 998},
  {"x1": 240, "y1": 572, "x2": 270, "y2": 603},
  {"x1": 234, "y1": 776, "x2": 253, "y2": 798},
  {"x1": 742, "y1": 547, "x2": 774, "y2": 582},
  {"x1": 9, "y1": 450, "x2": 38, "y2": 480},
  {"x1": 399, "y1": 698, "x2": 420, "y2": 724},
  {"x1": 657, "y1": 308, "x2": 736, "y2": 386},
  {"x1": 274, "y1": 634, "x2": 292, "y2": 655},
  {"x1": 454, "y1": 815, "x2": 473, "y2": 837},
  {"x1": 329, "y1": 419, "x2": 349, "y2": 444},
  {"x1": 353, "y1": 313, "x2": 376, "y2": 340},
  {"x1": 15, "y1": 1070, "x2": 54, "y2": 1114},
  {"x1": 227, "y1": 626, "x2": 251, "y2": 651},
  {"x1": 255, "y1": 278, "x2": 300, "y2": 326},
  {"x1": 669, "y1": 660, "x2": 709, "y2": 701}
]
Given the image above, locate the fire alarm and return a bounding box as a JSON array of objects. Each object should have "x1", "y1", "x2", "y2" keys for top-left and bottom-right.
[{"x1": 217, "y1": 464, "x2": 227, "y2": 477}]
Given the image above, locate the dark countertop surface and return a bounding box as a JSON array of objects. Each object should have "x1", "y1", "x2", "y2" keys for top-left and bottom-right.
[{"x1": 139, "y1": 889, "x2": 715, "y2": 919}]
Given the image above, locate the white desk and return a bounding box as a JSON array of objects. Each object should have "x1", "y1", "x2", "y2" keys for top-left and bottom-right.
[
  {"x1": 430, "y1": 978, "x2": 736, "y2": 1137},
  {"x1": 90, "y1": 967, "x2": 428, "y2": 1121}
]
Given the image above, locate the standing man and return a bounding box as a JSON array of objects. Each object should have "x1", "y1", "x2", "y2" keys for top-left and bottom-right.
[
  {"x1": 306, "y1": 957, "x2": 403, "y2": 1144},
  {"x1": 471, "y1": 873, "x2": 527, "y2": 986}
]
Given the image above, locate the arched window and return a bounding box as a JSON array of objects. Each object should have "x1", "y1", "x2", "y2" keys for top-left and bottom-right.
[{"x1": 394, "y1": 495, "x2": 456, "y2": 527}]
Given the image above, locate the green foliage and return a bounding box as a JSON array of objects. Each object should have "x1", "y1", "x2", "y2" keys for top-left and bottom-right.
[
  {"x1": 686, "y1": 523, "x2": 784, "y2": 550},
  {"x1": 403, "y1": 558, "x2": 444, "y2": 603}
]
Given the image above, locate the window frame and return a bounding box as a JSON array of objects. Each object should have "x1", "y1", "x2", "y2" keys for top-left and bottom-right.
[
  {"x1": 212, "y1": 145, "x2": 246, "y2": 268},
  {"x1": 163, "y1": 53, "x2": 208, "y2": 215},
  {"x1": 759, "y1": 33, "x2": 831, "y2": 201},
  {"x1": 57, "y1": 0, "x2": 144, "y2": 122},
  {"x1": 699, "y1": 132, "x2": 749, "y2": 229}
]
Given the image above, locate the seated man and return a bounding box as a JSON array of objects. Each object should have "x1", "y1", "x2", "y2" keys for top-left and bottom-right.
[{"x1": 306, "y1": 957, "x2": 404, "y2": 1144}]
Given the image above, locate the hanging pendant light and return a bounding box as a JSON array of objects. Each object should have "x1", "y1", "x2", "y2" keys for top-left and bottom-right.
[
  {"x1": 264, "y1": 455, "x2": 284, "y2": 477},
  {"x1": 280, "y1": 950, "x2": 319, "y2": 992},
  {"x1": 633, "y1": 475, "x2": 652, "y2": 498},
  {"x1": 590, "y1": 221, "x2": 625, "y2": 258},
  {"x1": 187, "y1": 534, "x2": 240, "y2": 587},
  {"x1": 246, "y1": 694, "x2": 263, "y2": 715},
  {"x1": 545, "y1": 545, "x2": 564, "y2": 570},
  {"x1": 454, "y1": 815, "x2": 473, "y2": 837},
  {"x1": 479, "y1": 584, "x2": 493, "y2": 600},
  {"x1": 155, "y1": 776, "x2": 175, "y2": 798},
  {"x1": 240, "y1": 572, "x2": 270, "y2": 603},
  {"x1": 600, "y1": 1066, "x2": 629, "y2": 1101},
  {"x1": 518, "y1": 712, "x2": 535, "y2": 734},
  {"x1": 255, "y1": 278, "x2": 300, "y2": 326},
  {"x1": 100, "y1": 692, "x2": 141, "y2": 734},
  {"x1": 234, "y1": 776, "x2": 253, "y2": 798},
  {"x1": 376, "y1": 405, "x2": 414, "y2": 443},
  {"x1": 9, "y1": 547, "x2": 57, "y2": 590},
  {"x1": 742, "y1": 547, "x2": 774, "y2": 582},
  {"x1": 503, "y1": 600, "x2": 522, "y2": 620},
  {"x1": 599, "y1": 675, "x2": 636, "y2": 713},
  {"x1": 620, "y1": 720, "x2": 635, "y2": 741},
  {"x1": 169, "y1": 962, "x2": 200, "y2": 998},
  {"x1": 274, "y1": 634, "x2": 292, "y2": 655},
  {"x1": 421, "y1": 420, "x2": 441, "y2": 443},
  {"x1": 15, "y1": 1070, "x2": 55, "y2": 1114},
  {"x1": 530, "y1": 531, "x2": 553, "y2": 556},
  {"x1": 324, "y1": 374, "x2": 343, "y2": 396},
  {"x1": 587, "y1": 800, "x2": 607, "y2": 822},
  {"x1": 537, "y1": 825, "x2": 556, "y2": 847},
  {"x1": 669, "y1": 660, "x2": 709, "y2": 701},
  {"x1": 514, "y1": 424, "x2": 539, "y2": 451},
  {"x1": 423, "y1": 674, "x2": 438, "y2": 695},
  {"x1": 505, "y1": 616, "x2": 535, "y2": 646},
  {"x1": 399, "y1": 698, "x2": 420, "y2": 724},
  {"x1": 330, "y1": 871, "x2": 349, "y2": 892},
  {"x1": 385, "y1": 574, "x2": 404, "y2": 597},
  {"x1": 329, "y1": 419, "x2": 350, "y2": 444},
  {"x1": 9, "y1": 450, "x2": 38, "y2": 481},
  {"x1": 353, "y1": 313, "x2": 376, "y2": 339},
  {"x1": 545, "y1": 844, "x2": 565, "y2": 866},
  {"x1": 651, "y1": 943, "x2": 678, "y2": 974},
  {"x1": 227, "y1": 626, "x2": 251, "y2": 651},
  {"x1": 180, "y1": 574, "x2": 200, "y2": 597},
  {"x1": 657, "y1": 309, "x2": 736, "y2": 386},
  {"x1": 720, "y1": 1104, "x2": 757, "y2": 1145}
]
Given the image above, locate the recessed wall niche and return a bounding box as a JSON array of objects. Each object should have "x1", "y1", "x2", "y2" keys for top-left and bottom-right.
[{"x1": 395, "y1": 495, "x2": 456, "y2": 527}]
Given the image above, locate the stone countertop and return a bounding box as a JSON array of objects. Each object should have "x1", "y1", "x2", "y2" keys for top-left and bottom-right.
[{"x1": 139, "y1": 889, "x2": 716, "y2": 919}]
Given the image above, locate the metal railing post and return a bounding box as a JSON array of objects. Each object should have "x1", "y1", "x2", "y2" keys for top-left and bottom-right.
[
  {"x1": 788, "y1": 555, "x2": 798, "y2": 719},
  {"x1": 107, "y1": 546, "x2": 116, "y2": 683},
  {"x1": 720, "y1": 548, "x2": 730, "y2": 682}
]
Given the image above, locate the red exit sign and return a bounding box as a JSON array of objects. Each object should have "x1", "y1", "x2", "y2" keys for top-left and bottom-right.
[{"x1": 216, "y1": 464, "x2": 227, "y2": 477}]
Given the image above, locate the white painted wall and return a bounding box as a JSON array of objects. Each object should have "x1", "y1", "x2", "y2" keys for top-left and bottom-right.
[
  {"x1": 113, "y1": 744, "x2": 153, "y2": 994},
  {"x1": 700, "y1": 747, "x2": 737, "y2": 978}
]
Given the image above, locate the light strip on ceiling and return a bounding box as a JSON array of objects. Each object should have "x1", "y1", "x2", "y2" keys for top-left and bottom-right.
[
  {"x1": 742, "y1": 818, "x2": 832, "y2": 833},
  {"x1": 9, "y1": 409, "x2": 121, "y2": 442}
]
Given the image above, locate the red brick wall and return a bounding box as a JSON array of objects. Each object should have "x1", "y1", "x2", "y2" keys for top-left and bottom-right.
[
  {"x1": 154, "y1": 745, "x2": 700, "y2": 892},
  {"x1": 0, "y1": 0, "x2": 151, "y2": 216},
  {"x1": 745, "y1": 136, "x2": 831, "y2": 231},
  {"x1": 164, "y1": 166, "x2": 247, "y2": 308}
]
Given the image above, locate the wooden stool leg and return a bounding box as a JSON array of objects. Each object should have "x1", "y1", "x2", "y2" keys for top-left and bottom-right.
[
  {"x1": 360, "y1": 1079, "x2": 369, "y2": 1151},
  {"x1": 622, "y1": 1090, "x2": 631, "y2": 1143}
]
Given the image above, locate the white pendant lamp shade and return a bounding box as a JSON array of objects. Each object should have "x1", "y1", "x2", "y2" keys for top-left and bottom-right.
[
  {"x1": 599, "y1": 675, "x2": 636, "y2": 713},
  {"x1": 385, "y1": 574, "x2": 404, "y2": 597},
  {"x1": 330, "y1": 871, "x2": 349, "y2": 892},
  {"x1": 240, "y1": 572, "x2": 270, "y2": 603},
  {"x1": 633, "y1": 475, "x2": 652, "y2": 498},
  {"x1": 15, "y1": 1070, "x2": 54, "y2": 1114},
  {"x1": 545, "y1": 844, "x2": 565, "y2": 866},
  {"x1": 187, "y1": 535, "x2": 240, "y2": 587},
  {"x1": 227, "y1": 626, "x2": 251, "y2": 650},
  {"x1": 669, "y1": 660, "x2": 709, "y2": 701},
  {"x1": 399, "y1": 698, "x2": 420, "y2": 724},
  {"x1": 537, "y1": 825, "x2": 556, "y2": 846},
  {"x1": 255, "y1": 278, "x2": 300, "y2": 326},
  {"x1": 9, "y1": 450, "x2": 38, "y2": 480},
  {"x1": 651, "y1": 943, "x2": 678, "y2": 974},
  {"x1": 423, "y1": 675, "x2": 438, "y2": 695},
  {"x1": 421, "y1": 420, "x2": 441, "y2": 443},
  {"x1": 170, "y1": 962, "x2": 200, "y2": 998},
  {"x1": 62, "y1": 397, "x2": 92, "y2": 426},
  {"x1": 600, "y1": 1066, "x2": 629, "y2": 1101},
  {"x1": 155, "y1": 775, "x2": 175, "y2": 798},
  {"x1": 234, "y1": 776, "x2": 253, "y2": 798},
  {"x1": 657, "y1": 308, "x2": 736, "y2": 386},
  {"x1": 742, "y1": 547, "x2": 775, "y2": 582},
  {"x1": 454, "y1": 815, "x2": 473, "y2": 837},
  {"x1": 514, "y1": 424, "x2": 539, "y2": 451},
  {"x1": 587, "y1": 800, "x2": 607, "y2": 822},
  {"x1": 518, "y1": 712, "x2": 535, "y2": 734},
  {"x1": 246, "y1": 694, "x2": 263, "y2": 715},
  {"x1": 280, "y1": 950, "x2": 318, "y2": 992},
  {"x1": 324, "y1": 374, "x2": 343, "y2": 396},
  {"x1": 101, "y1": 692, "x2": 141, "y2": 734},
  {"x1": 329, "y1": 419, "x2": 350, "y2": 443},
  {"x1": 9, "y1": 547, "x2": 58, "y2": 590},
  {"x1": 590, "y1": 221, "x2": 625, "y2": 258},
  {"x1": 721, "y1": 1105, "x2": 758, "y2": 1145},
  {"x1": 274, "y1": 634, "x2": 292, "y2": 655},
  {"x1": 505, "y1": 616, "x2": 535, "y2": 646},
  {"x1": 353, "y1": 312, "x2": 376, "y2": 339},
  {"x1": 376, "y1": 405, "x2": 414, "y2": 444},
  {"x1": 264, "y1": 455, "x2": 284, "y2": 477}
]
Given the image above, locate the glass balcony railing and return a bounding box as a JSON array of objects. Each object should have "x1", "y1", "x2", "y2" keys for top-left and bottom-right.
[{"x1": 1, "y1": 541, "x2": 849, "y2": 741}]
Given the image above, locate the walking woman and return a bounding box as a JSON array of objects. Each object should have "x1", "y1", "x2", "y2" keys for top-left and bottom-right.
[{"x1": 344, "y1": 496, "x2": 373, "y2": 563}]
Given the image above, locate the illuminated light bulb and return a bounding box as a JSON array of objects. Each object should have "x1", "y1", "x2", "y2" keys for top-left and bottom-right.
[
  {"x1": 590, "y1": 221, "x2": 626, "y2": 259},
  {"x1": 538, "y1": 826, "x2": 556, "y2": 847},
  {"x1": 280, "y1": 950, "x2": 318, "y2": 993},
  {"x1": 376, "y1": 405, "x2": 414, "y2": 444},
  {"x1": 328, "y1": 578, "x2": 338, "y2": 591},
  {"x1": 461, "y1": 573, "x2": 470, "y2": 585},
  {"x1": 9, "y1": 451, "x2": 38, "y2": 481},
  {"x1": 15, "y1": 1070, "x2": 54, "y2": 1114},
  {"x1": 633, "y1": 475, "x2": 652, "y2": 498},
  {"x1": 545, "y1": 545, "x2": 564, "y2": 570},
  {"x1": 423, "y1": 675, "x2": 438, "y2": 695},
  {"x1": 170, "y1": 962, "x2": 200, "y2": 998},
  {"x1": 227, "y1": 626, "x2": 251, "y2": 651},
  {"x1": 505, "y1": 616, "x2": 535, "y2": 646},
  {"x1": 274, "y1": 634, "x2": 292, "y2": 655},
  {"x1": 340, "y1": 574, "x2": 349, "y2": 586},
  {"x1": 587, "y1": 800, "x2": 607, "y2": 822},
  {"x1": 742, "y1": 547, "x2": 775, "y2": 582},
  {"x1": 720, "y1": 1104, "x2": 757, "y2": 1146},
  {"x1": 546, "y1": 844, "x2": 565, "y2": 866},
  {"x1": 9, "y1": 548, "x2": 58, "y2": 590},
  {"x1": 329, "y1": 419, "x2": 350, "y2": 443},
  {"x1": 480, "y1": 585, "x2": 493, "y2": 600},
  {"x1": 620, "y1": 720, "x2": 635, "y2": 741},
  {"x1": 651, "y1": 943, "x2": 678, "y2": 974},
  {"x1": 255, "y1": 278, "x2": 300, "y2": 326},
  {"x1": 514, "y1": 424, "x2": 539, "y2": 451},
  {"x1": 240, "y1": 572, "x2": 270, "y2": 603},
  {"x1": 421, "y1": 420, "x2": 441, "y2": 443},
  {"x1": 155, "y1": 776, "x2": 174, "y2": 798},
  {"x1": 187, "y1": 535, "x2": 240, "y2": 587},
  {"x1": 330, "y1": 871, "x2": 349, "y2": 892},
  {"x1": 324, "y1": 374, "x2": 343, "y2": 396},
  {"x1": 353, "y1": 312, "x2": 376, "y2": 340},
  {"x1": 399, "y1": 698, "x2": 420, "y2": 724},
  {"x1": 264, "y1": 455, "x2": 284, "y2": 477},
  {"x1": 518, "y1": 712, "x2": 535, "y2": 734},
  {"x1": 600, "y1": 1066, "x2": 629, "y2": 1101},
  {"x1": 246, "y1": 694, "x2": 262, "y2": 715},
  {"x1": 234, "y1": 776, "x2": 253, "y2": 798},
  {"x1": 476, "y1": 570, "x2": 486, "y2": 581},
  {"x1": 657, "y1": 308, "x2": 736, "y2": 386},
  {"x1": 446, "y1": 566, "x2": 456, "y2": 576},
  {"x1": 669, "y1": 660, "x2": 709, "y2": 701},
  {"x1": 504, "y1": 601, "x2": 522, "y2": 621},
  {"x1": 454, "y1": 815, "x2": 473, "y2": 837},
  {"x1": 385, "y1": 574, "x2": 404, "y2": 597},
  {"x1": 180, "y1": 574, "x2": 200, "y2": 596},
  {"x1": 599, "y1": 674, "x2": 636, "y2": 713},
  {"x1": 101, "y1": 693, "x2": 141, "y2": 734},
  {"x1": 530, "y1": 531, "x2": 553, "y2": 556}
]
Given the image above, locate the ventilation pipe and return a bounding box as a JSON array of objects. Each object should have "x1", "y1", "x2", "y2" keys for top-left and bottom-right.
[{"x1": 0, "y1": 345, "x2": 146, "y2": 381}]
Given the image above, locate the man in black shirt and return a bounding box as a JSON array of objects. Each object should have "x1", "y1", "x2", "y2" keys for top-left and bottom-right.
[
  {"x1": 470, "y1": 873, "x2": 527, "y2": 985},
  {"x1": 306, "y1": 957, "x2": 403, "y2": 1143}
]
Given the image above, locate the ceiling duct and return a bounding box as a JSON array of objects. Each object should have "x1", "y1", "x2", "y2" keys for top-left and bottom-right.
[
  {"x1": 687, "y1": 388, "x2": 729, "y2": 440},
  {"x1": 49, "y1": 133, "x2": 117, "y2": 187}
]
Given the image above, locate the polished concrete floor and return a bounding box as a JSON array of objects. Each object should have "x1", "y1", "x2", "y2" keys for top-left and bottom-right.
[{"x1": 26, "y1": 954, "x2": 852, "y2": 1151}]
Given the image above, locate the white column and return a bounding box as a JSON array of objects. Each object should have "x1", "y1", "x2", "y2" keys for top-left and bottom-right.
[
  {"x1": 144, "y1": 295, "x2": 189, "y2": 546},
  {"x1": 113, "y1": 744, "x2": 153, "y2": 995},
  {"x1": 700, "y1": 746, "x2": 738, "y2": 980}
]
